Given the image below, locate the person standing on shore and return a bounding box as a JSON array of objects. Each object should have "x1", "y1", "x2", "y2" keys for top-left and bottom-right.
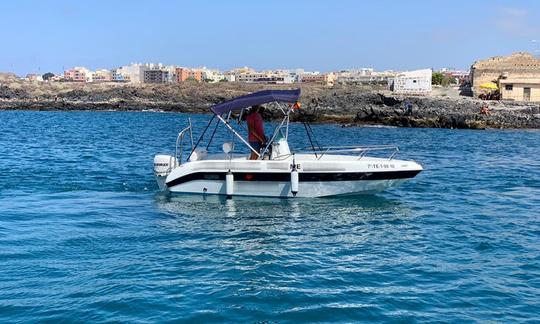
[
  {"x1": 404, "y1": 99, "x2": 413, "y2": 116},
  {"x1": 480, "y1": 103, "x2": 491, "y2": 115},
  {"x1": 246, "y1": 105, "x2": 266, "y2": 160}
]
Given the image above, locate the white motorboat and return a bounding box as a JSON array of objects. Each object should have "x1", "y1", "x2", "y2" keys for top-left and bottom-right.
[{"x1": 154, "y1": 89, "x2": 423, "y2": 198}]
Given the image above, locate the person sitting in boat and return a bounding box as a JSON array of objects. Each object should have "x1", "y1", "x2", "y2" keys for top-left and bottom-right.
[{"x1": 246, "y1": 105, "x2": 266, "y2": 160}]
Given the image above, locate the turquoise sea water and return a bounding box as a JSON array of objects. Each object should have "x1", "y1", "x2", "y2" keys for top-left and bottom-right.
[{"x1": 0, "y1": 110, "x2": 539, "y2": 322}]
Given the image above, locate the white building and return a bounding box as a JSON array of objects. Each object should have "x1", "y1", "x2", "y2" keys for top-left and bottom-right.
[
  {"x1": 272, "y1": 69, "x2": 303, "y2": 83},
  {"x1": 201, "y1": 68, "x2": 225, "y2": 83},
  {"x1": 336, "y1": 68, "x2": 395, "y2": 84},
  {"x1": 112, "y1": 63, "x2": 149, "y2": 83},
  {"x1": 236, "y1": 72, "x2": 271, "y2": 83},
  {"x1": 25, "y1": 74, "x2": 44, "y2": 82},
  {"x1": 224, "y1": 73, "x2": 236, "y2": 82},
  {"x1": 282, "y1": 75, "x2": 297, "y2": 84},
  {"x1": 390, "y1": 69, "x2": 432, "y2": 94},
  {"x1": 163, "y1": 65, "x2": 179, "y2": 83},
  {"x1": 233, "y1": 71, "x2": 298, "y2": 84}
]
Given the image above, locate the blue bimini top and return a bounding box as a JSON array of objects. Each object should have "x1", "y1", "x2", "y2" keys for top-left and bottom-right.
[{"x1": 210, "y1": 89, "x2": 301, "y2": 115}]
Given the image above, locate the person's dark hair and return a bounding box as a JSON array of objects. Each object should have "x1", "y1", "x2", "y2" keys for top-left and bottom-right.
[{"x1": 250, "y1": 105, "x2": 261, "y2": 114}]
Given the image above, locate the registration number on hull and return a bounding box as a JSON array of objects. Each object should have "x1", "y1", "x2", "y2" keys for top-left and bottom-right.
[{"x1": 367, "y1": 163, "x2": 395, "y2": 169}]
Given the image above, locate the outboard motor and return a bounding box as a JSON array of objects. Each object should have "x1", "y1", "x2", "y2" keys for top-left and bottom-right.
[{"x1": 153, "y1": 155, "x2": 178, "y2": 191}]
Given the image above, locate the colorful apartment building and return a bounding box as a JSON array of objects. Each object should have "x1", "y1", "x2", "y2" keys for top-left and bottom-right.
[
  {"x1": 64, "y1": 67, "x2": 90, "y2": 82},
  {"x1": 176, "y1": 68, "x2": 202, "y2": 82}
]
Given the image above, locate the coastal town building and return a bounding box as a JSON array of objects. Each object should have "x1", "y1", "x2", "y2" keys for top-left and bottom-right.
[
  {"x1": 112, "y1": 63, "x2": 147, "y2": 83},
  {"x1": 439, "y1": 68, "x2": 469, "y2": 84},
  {"x1": 175, "y1": 68, "x2": 189, "y2": 82},
  {"x1": 230, "y1": 69, "x2": 298, "y2": 84},
  {"x1": 275, "y1": 69, "x2": 308, "y2": 83},
  {"x1": 390, "y1": 69, "x2": 432, "y2": 94},
  {"x1": 143, "y1": 69, "x2": 169, "y2": 83},
  {"x1": 215, "y1": 67, "x2": 303, "y2": 84},
  {"x1": 25, "y1": 74, "x2": 43, "y2": 82},
  {"x1": 252, "y1": 74, "x2": 296, "y2": 84},
  {"x1": 470, "y1": 52, "x2": 540, "y2": 102},
  {"x1": 224, "y1": 67, "x2": 254, "y2": 82},
  {"x1": 285, "y1": 69, "x2": 304, "y2": 83},
  {"x1": 64, "y1": 67, "x2": 91, "y2": 82},
  {"x1": 51, "y1": 74, "x2": 64, "y2": 82},
  {"x1": 190, "y1": 70, "x2": 202, "y2": 82},
  {"x1": 36, "y1": 64, "x2": 437, "y2": 92},
  {"x1": 91, "y1": 69, "x2": 113, "y2": 82},
  {"x1": 235, "y1": 72, "x2": 271, "y2": 83},
  {"x1": 162, "y1": 65, "x2": 178, "y2": 83},
  {"x1": 336, "y1": 69, "x2": 394, "y2": 84},
  {"x1": 224, "y1": 73, "x2": 236, "y2": 82},
  {"x1": 299, "y1": 74, "x2": 324, "y2": 83},
  {"x1": 301, "y1": 73, "x2": 336, "y2": 85},
  {"x1": 499, "y1": 79, "x2": 540, "y2": 102},
  {"x1": 176, "y1": 68, "x2": 202, "y2": 82},
  {"x1": 228, "y1": 67, "x2": 256, "y2": 75},
  {"x1": 281, "y1": 75, "x2": 297, "y2": 84},
  {"x1": 201, "y1": 68, "x2": 224, "y2": 83}
]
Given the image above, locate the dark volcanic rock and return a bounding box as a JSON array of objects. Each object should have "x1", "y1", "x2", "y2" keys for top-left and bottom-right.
[
  {"x1": 0, "y1": 85, "x2": 29, "y2": 99},
  {"x1": 0, "y1": 82, "x2": 539, "y2": 129}
]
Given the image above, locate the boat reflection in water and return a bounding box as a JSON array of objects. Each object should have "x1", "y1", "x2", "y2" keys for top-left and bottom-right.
[{"x1": 153, "y1": 193, "x2": 415, "y2": 244}]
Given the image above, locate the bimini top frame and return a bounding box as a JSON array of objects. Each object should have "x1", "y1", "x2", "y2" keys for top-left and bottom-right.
[
  {"x1": 207, "y1": 89, "x2": 301, "y2": 159},
  {"x1": 181, "y1": 88, "x2": 400, "y2": 163}
]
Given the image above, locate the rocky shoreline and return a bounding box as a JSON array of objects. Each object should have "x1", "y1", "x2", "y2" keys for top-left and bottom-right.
[{"x1": 1, "y1": 77, "x2": 539, "y2": 129}]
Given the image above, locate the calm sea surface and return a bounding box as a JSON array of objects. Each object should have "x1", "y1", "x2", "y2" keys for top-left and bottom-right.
[{"x1": 0, "y1": 110, "x2": 539, "y2": 322}]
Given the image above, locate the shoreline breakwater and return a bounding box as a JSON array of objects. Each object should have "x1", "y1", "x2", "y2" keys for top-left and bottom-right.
[{"x1": 1, "y1": 78, "x2": 539, "y2": 129}]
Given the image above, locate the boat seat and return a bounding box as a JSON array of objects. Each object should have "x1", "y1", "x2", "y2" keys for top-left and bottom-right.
[{"x1": 189, "y1": 148, "x2": 208, "y2": 162}]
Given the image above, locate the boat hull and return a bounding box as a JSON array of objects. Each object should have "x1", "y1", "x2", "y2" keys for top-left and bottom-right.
[
  {"x1": 158, "y1": 154, "x2": 423, "y2": 198},
  {"x1": 163, "y1": 171, "x2": 419, "y2": 198}
]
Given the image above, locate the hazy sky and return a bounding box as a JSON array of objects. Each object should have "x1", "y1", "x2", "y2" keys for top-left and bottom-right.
[{"x1": 1, "y1": 0, "x2": 539, "y2": 75}]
